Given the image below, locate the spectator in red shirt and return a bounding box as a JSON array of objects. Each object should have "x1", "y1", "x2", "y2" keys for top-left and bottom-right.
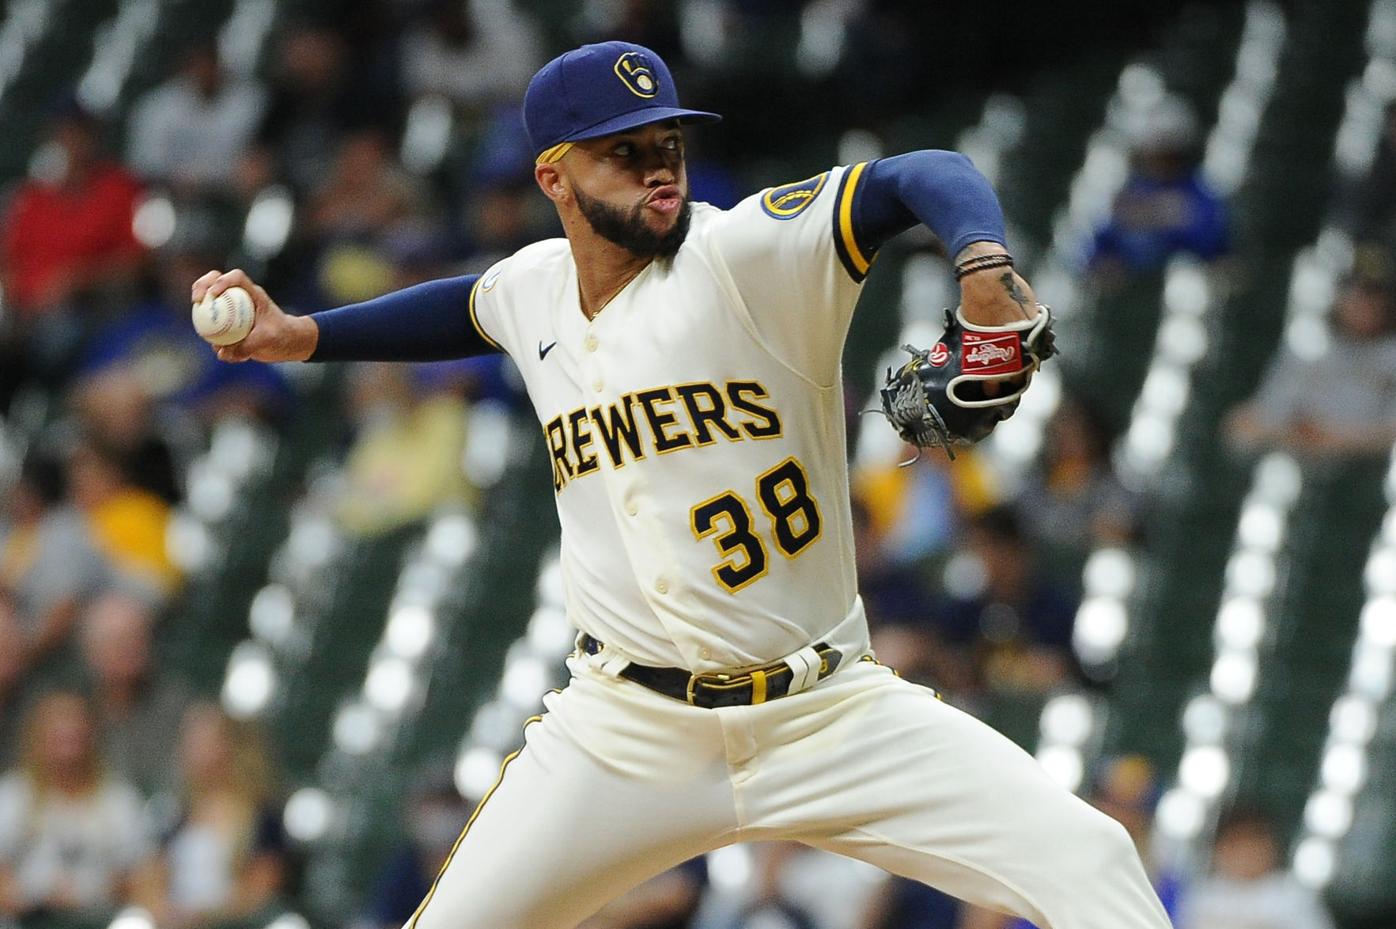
[{"x1": 0, "y1": 99, "x2": 146, "y2": 405}]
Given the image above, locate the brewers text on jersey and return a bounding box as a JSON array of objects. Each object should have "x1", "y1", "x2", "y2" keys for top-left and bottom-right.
[{"x1": 543, "y1": 379, "x2": 782, "y2": 491}]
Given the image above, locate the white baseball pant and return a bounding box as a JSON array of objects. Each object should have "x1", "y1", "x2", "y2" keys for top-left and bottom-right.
[{"x1": 407, "y1": 654, "x2": 1173, "y2": 929}]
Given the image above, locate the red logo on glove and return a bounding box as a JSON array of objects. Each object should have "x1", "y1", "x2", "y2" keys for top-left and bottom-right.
[
  {"x1": 961, "y1": 332, "x2": 1021, "y2": 376},
  {"x1": 929, "y1": 342, "x2": 950, "y2": 367}
]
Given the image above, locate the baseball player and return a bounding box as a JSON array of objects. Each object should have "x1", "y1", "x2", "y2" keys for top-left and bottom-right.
[{"x1": 194, "y1": 41, "x2": 1172, "y2": 929}]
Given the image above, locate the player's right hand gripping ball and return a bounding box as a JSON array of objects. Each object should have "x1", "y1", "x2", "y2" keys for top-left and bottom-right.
[{"x1": 879, "y1": 305, "x2": 1056, "y2": 461}]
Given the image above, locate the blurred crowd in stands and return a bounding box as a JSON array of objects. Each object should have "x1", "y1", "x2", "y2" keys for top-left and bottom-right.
[{"x1": 2, "y1": 1, "x2": 1394, "y2": 929}]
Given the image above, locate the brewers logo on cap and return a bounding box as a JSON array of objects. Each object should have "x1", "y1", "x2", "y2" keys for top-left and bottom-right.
[
  {"x1": 524, "y1": 41, "x2": 721, "y2": 155},
  {"x1": 615, "y1": 51, "x2": 660, "y2": 99}
]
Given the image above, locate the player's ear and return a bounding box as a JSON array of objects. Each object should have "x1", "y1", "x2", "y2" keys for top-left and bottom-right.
[{"x1": 534, "y1": 164, "x2": 569, "y2": 204}]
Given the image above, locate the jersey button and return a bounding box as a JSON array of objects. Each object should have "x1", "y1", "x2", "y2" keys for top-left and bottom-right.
[
  {"x1": 625, "y1": 501, "x2": 638, "y2": 516},
  {"x1": 592, "y1": 378, "x2": 604, "y2": 392},
  {"x1": 699, "y1": 647, "x2": 712, "y2": 660},
  {"x1": 654, "y1": 578, "x2": 669, "y2": 595},
  {"x1": 585, "y1": 335, "x2": 599, "y2": 352}
]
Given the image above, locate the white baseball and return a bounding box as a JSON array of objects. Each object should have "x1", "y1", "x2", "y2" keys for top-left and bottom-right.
[{"x1": 193, "y1": 286, "x2": 256, "y2": 346}]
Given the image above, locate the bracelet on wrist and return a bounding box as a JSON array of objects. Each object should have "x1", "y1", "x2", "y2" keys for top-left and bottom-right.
[
  {"x1": 954, "y1": 253, "x2": 1015, "y2": 281},
  {"x1": 956, "y1": 251, "x2": 1013, "y2": 269}
]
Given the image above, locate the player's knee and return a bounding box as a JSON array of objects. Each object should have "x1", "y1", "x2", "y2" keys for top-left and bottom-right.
[
  {"x1": 1057, "y1": 805, "x2": 1140, "y2": 878},
  {"x1": 414, "y1": 892, "x2": 563, "y2": 929},
  {"x1": 1021, "y1": 794, "x2": 1136, "y2": 880},
  {"x1": 1090, "y1": 810, "x2": 1137, "y2": 859},
  {"x1": 413, "y1": 903, "x2": 494, "y2": 929}
]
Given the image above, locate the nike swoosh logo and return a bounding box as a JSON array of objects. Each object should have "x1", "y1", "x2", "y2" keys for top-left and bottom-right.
[{"x1": 538, "y1": 340, "x2": 557, "y2": 361}]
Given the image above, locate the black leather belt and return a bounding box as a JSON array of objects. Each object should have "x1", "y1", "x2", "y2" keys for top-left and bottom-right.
[{"x1": 580, "y1": 634, "x2": 843, "y2": 708}]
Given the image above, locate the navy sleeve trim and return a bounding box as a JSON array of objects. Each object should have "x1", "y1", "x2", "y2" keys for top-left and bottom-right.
[
  {"x1": 832, "y1": 162, "x2": 874, "y2": 283},
  {"x1": 467, "y1": 275, "x2": 503, "y2": 352}
]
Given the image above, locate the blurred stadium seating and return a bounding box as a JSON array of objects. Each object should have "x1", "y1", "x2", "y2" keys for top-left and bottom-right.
[{"x1": 2, "y1": 2, "x2": 1396, "y2": 929}]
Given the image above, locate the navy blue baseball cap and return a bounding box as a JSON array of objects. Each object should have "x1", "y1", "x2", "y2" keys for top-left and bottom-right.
[{"x1": 524, "y1": 41, "x2": 721, "y2": 161}]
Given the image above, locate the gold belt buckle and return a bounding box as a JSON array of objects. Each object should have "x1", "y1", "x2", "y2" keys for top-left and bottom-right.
[
  {"x1": 688, "y1": 671, "x2": 756, "y2": 706},
  {"x1": 687, "y1": 648, "x2": 838, "y2": 706},
  {"x1": 689, "y1": 645, "x2": 837, "y2": 704},
  {"x1": 687, "y1": 672, "x2": 724, "y2": 705}
]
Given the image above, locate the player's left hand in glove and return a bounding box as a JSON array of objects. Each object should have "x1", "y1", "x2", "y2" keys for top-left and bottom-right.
[{"x1": 879, "y1": 304, "x2": 1056, "y2": 461}]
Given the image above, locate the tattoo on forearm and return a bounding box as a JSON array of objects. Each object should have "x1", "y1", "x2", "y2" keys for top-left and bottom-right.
[{"x1": 999, "y1": 272, "x2": 1031, "y2": 318}]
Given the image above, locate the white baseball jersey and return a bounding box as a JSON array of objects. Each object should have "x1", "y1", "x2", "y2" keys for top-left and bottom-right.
[
  {"x1": 469, "y1": 163, "x2": 876, "y2": 672},
  {"x1": 409, "y1": 158, "x2": 1175, "y2": 929}
]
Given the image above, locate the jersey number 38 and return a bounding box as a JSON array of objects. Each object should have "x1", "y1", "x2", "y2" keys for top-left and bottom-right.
[{"x1": 689, "y1": 457, "x2": 822, "y2": 593}]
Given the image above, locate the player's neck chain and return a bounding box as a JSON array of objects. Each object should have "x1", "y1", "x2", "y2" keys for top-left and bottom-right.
[{"x1": 581, "y1": 260, "x2": 651, "y2": 320}]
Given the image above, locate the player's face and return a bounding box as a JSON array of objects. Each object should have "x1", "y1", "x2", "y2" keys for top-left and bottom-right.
[{"x1": 564, "y1": 121, "x2": 691, "y2": 258}]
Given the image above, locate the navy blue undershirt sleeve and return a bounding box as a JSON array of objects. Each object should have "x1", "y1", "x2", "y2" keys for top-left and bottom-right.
[
  {"x1": 853, "y1": 151, "x2": 1008, "y2": 260},
  {"x1": 307, "y1": 274, "x2": 497, "y2": 362}
]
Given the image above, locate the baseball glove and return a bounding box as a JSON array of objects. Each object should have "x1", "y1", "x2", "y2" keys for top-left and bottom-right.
[{"x1": 878, "y1": 304, "x2": 1056, "y2": 461}]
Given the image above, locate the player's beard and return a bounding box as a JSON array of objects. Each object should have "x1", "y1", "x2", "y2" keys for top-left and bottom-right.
[{"x1": 573, "y1": 184, "x2": 692, "y2": 259}]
